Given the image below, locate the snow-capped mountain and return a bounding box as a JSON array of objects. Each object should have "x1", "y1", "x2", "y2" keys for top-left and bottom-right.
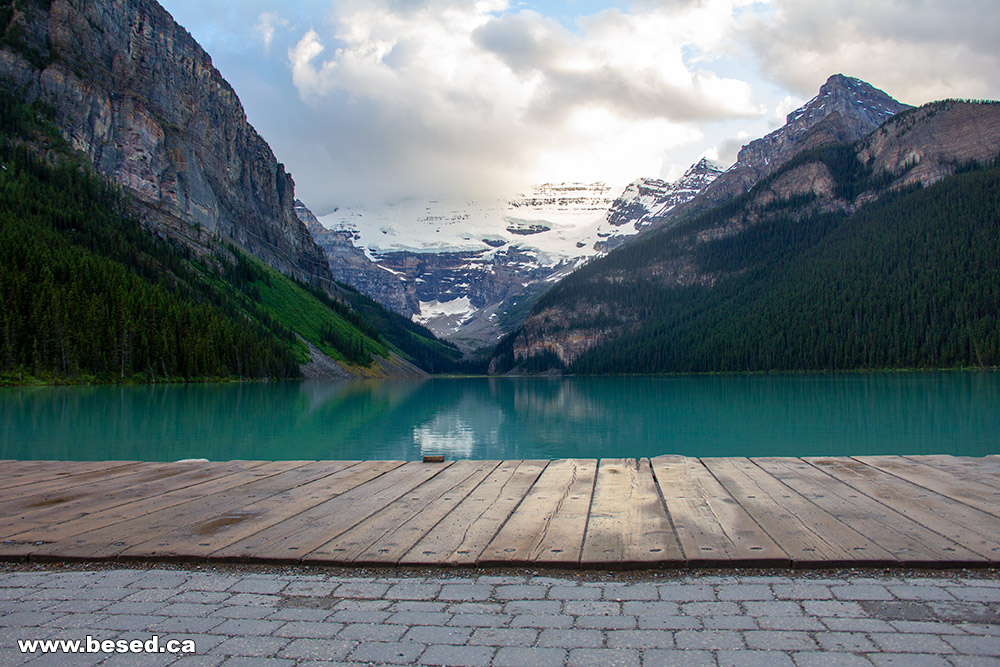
[
  {"x1": 600, "y1": 158, "x2": 725, "y2": 250},
  {"x1": 307, "y1": 171, "x2": 721, "y2": 350}
]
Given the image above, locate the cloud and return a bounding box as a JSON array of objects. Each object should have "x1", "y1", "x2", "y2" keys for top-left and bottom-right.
[
  {"x1": 741, "y1": 0, "x2": 1000, "y2": 104},
  {"x1": 254, "y1": 12, "x2": 289, "y2": 52},
  {"x1": 284, "y1": 0, "x2": 766, "y2": 208}
]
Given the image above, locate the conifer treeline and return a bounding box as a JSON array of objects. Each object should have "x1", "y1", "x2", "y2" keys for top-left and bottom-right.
[
  {"x1": 0, "y1": 89, "x2": 307, "y2": 383},
  {"x1": 567, "y1": 164, "x2": 1000, "y2": 373}
]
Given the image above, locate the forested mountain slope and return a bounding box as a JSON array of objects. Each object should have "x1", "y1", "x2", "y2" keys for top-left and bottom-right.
[{"x1": 492, "y1": 100, "x2": 1000, "y2": 374}]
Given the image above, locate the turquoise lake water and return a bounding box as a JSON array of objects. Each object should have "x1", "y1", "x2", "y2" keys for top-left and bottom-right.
[{"x1": 1, "y1": 373, "x2": 997, "y2": 461}]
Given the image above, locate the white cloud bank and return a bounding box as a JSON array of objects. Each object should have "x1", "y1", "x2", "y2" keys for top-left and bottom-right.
[{"x1": 158, "y1": 0, "x2": 1000, "y2": 212}]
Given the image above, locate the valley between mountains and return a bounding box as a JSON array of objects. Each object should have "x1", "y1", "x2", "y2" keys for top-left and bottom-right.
[{"x1": 1, "y1": 0, "x2": 998, "y2": 383}]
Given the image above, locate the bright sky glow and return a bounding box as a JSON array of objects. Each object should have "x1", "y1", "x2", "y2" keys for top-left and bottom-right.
[{"x1": 158, "y1": 0, "x2": 1000, "y2": 212}]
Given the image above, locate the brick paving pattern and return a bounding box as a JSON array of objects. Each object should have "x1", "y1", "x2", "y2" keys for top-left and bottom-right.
[{"x1": 0, "y1": 565, "x2": 998, "y2": 665}]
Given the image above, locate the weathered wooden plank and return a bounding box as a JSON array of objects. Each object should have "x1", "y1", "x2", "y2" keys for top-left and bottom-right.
[
  {"x1": 905, "y1": 455, "x2": 1000, "y2": 486},
  {"x1": 703, "y1": 457, "x2": 896, "y2": 567},
  {"x1": 0, "y1": 461, "x2": 144, "y2": 492},
  {"x1": 651, "y1": 456, "x2": 788, "y2": 567},
  {"x1": 210, "y1": 461, "x2": 452, "y2": 563},
  {"x1": 580, "y1": 458, "x2": 682, "y2": 567},
  {"x1": 13, "y1": 461, "x2": 309, "y2": 560},
  {"x1": 0, "y1": 460, "x2": 275, "y2": 555},
  {"x1": 755, "y1": 457, "x2": 986, "y2": 566},
  {"x1": 400, "y1": 460, "x2": 548, "y2": 567},
  {"x1": 0, "y1": 461, "x2": 225, "y2": 524},
  {"x1": 479, "y1": 458, "x2": 597, "y2": 567},
  {"x1": 808, "y1": 456, "x2": 1000, "y2": 563},
  {"x1": 116, "y1": 461, "x2": 403, "y2": 560},
  {"x1": 855, "y1": 455, "x2": 1000, "y2": 518},
  {"x1": 305, "y1": 460, "x2": 499, "y2": 565}
]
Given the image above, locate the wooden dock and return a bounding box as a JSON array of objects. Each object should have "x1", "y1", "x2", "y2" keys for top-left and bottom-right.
[{"x1": 1, "y1": 455, "x2": 999, "y2": 568}]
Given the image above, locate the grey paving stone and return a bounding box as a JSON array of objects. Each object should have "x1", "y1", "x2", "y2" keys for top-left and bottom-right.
[
  {"x1": 889, "y1": 585, "x2": 956, "y2": 601},
  {"x1": 332, "y1": 599, "x2": 392, "y2": 612},
  {"x1": 437, "y1": 585, "x2": 492, "y2": 601},
  {"x1": 210, "y1": 606, "x2": 275, "y2": 620},
  {"x1": 122, "y1": 589, "x2": 177, "y2": 603},
  {"x1": 549, "y1": 586, "x2": 603, "y2": 601},
  {"x1": 329, "y1": 609, "x2": 390, "y2": 624},
  {"x1": 868, "y1": 655, "x2": 953, "y2": 666},
  {"x1": 962, "y1": 624, "x2": 1000, "y2": 636},
  {"x1": 476, "y1": 576, "x2": 527, "y2": 586},
  {"x1": 210, "y1": 619, "x2": 285, "y2": 636},
  {"x1": 495, "y1": 585, "x2": 547, "y2": 600},
  {"x1": 492, "y1": 646, "x2": 567, "y2": 667},
  {"x1": 185, "y1": 574, "x2": 239, "y2": 592},
  {"x1": 90, "y1": 614, "x2": 169, "y2": 631},
  {"x1": 623, "y1": 601, "x2": 681, "y2": 616},
  {"x1": 793, "y1": 652, "x2": 874, "y2": 666},
  {"x1": 392, "y1": 601, "x2": 449, "y2": 613},
  {"x1": 418, "y1": 644, "x2": 494, "y2": 666},
  {"x1": 149, "y1": 616, "x2": 227, "y2": 634},
  {"x1": 744, "y1": 630, "x2": 817, "y2": 651},
  {"x1": 832, "y1": 585, "x2": 896, "y2": 601},
  {"x1": 756, "y1": 615, "x2": 824, "y2": 631},
  {"x1": 387, "y1": 611, "x2": 452, "y2": 626},
  {"x1": 718, "y1": 585, "x2": 774, "y2": 601},
  {"x1": 680, "y1": 601, "x2": 741, "y2": 616},
  {"x1": 716, "y1": 649, "x2": 795, "y2": 666},
  {"x1": 157, "y1": 603, "x2": 221, "y2": 617},
  {"x1": 446, "y1": 613, "x2": 511, "y2": 627},
  {"x1": 948, "y1": 658, "x2": 1000, "y2": 667},
  {"x1": 272, "y1": 621, "x2": 344, "y2": 639},
  {"x1": 567, "y1": 647, "x2": 640, "y2": 667},
  {"x1": 822, "y1": 617, "x2": 897, "y2": 632},
  {"x1": 227, "y1": 579, "x2": 287, "y2": 596},
  {"x1": 565, "y1": 600, "x2": 621, "y2": 616},
  {"x1": 282, "y1": 582, "x2": 338, "y2": 597},
  {"x1": 944, "y1": 635, "x2": 1000, "y2": 656},
  {"x1": 173, "y1": 591, "x2": 231, "y2": 605},
  {"x1": 891, "y1": 620, "x2": 968, "y2": 634},
  {"x1": 339, "y1": 623, "x2": 407, "y2": 642},
  {"x1": 870, "y1": 632, "x2": 957, "y2": 654},
  {"x1": 385, "y1": 584, "x2": 441, "y2": 601},
  {"x1": 210, "y1": 636, "x2": 290, "y2": 657},
  {"x1": 538, "y1": 628, "x2": 604, "y2": 648},
  {"x1": 637, "y1": 615, "x2": 702, "y2": 630},
  {"x1": 330, "y1": 583, "x2": 389, "y2": 599},
  {"x1": 657, "y1": 585, "x2": 715, "y2": 601},
  {"x1": 951, "y1": 588, "x2": 1000, "y2": 603},
  {"x1": 510, "y1": 614, "x2": 574, "y2": 629},
  {"x1": 266, "y1": 608, "x2": 332, "y2": 622},
  {"x1": 276, "y1": 638, "x2": 355, "y2": 661},
  {"x1": 217, "y1": 658, "x2": 295, "y2": 667},
  {"x1": 803, "y1": 600, "x2": 867, "y2": 618},
  {"x1": 576, "y1": 614, "x2": 637, "y2": 630},
  {"x1": 403, "y1": 625, "x2": 472, "y2": 645},
  {"x1": 674, "y1": 629, "x2": 744, "y2": 650},
  {"x1": 606, "y1": 629, "x2": 674, "y2": 649},
  {"x1": 744, "y1": 600, "x2": 803, "y2": 616},
  {"x1": 446, "y1": 602, "x2": 503, "y2": 614},
  {"x1": 773, "y1": 583, "x2": 833, "y2": 600},
  {"x1": 703, "y1": 616, "x2": 757, "y2": 630},
  {"x1": 504, "y1": 600, "x2": 562, "y2": 615},
  {"x1": 603, "y1": 584, "x2": 659, "y2": 601},
  {"x1": 816, "y1": 631, "x2": 878, "y2": 652},
  {"x1": 468, "y1": 627, "x2": 538, "y2": 647},
  {"x1": 642, "y1": 648, "x2": 716, "y2": 666},
  {"x1": 348, "y1": 641, "x2": 426, "y2": 665}
]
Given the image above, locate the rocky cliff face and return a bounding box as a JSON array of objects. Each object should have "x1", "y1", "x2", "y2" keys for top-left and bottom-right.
[{"x1": 0, "y1": 0, "x2": 331, "y2": 284}]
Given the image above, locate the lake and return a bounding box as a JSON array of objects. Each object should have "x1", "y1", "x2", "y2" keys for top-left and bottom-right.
[{"x1": 1, "y1": 373, "x2": 998, "y2": 461}]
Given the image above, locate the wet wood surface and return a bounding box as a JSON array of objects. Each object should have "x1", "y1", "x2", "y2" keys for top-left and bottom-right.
[{"x1": 1, "y1": 455, "x2": 998, "y2": 568}]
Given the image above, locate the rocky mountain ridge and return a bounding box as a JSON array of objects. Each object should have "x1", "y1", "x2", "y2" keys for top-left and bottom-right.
[
  {"x1": 0, "y1": 0, "x2": 331, "y2": 285},
  {"x1": 496, "y1": 88, "x2": 999, "y2": 372}
]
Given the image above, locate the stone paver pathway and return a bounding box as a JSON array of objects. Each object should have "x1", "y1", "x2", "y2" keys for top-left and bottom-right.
[{"x1": 1, "y1": 565, "x2": 998, "y2": 666}]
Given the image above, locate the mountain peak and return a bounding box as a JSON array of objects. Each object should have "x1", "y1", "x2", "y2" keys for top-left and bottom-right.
[{"x1": 786, "y1": 73, "x2": 908, "y2": 128}]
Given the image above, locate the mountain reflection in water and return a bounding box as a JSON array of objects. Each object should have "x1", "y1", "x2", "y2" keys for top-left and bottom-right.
[{"x1": 1, "y1": 374, "x2": 997, "y2": 461}]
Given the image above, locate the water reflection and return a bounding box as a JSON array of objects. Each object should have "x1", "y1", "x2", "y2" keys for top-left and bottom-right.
[{"x1": 0, "y1": 373, "x2": 997, "y2": 461}]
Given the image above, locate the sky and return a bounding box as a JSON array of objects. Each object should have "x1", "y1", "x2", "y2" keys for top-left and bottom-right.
[{"x1": 157, "y1": 0, "x2": 1000, "y2": 214}]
